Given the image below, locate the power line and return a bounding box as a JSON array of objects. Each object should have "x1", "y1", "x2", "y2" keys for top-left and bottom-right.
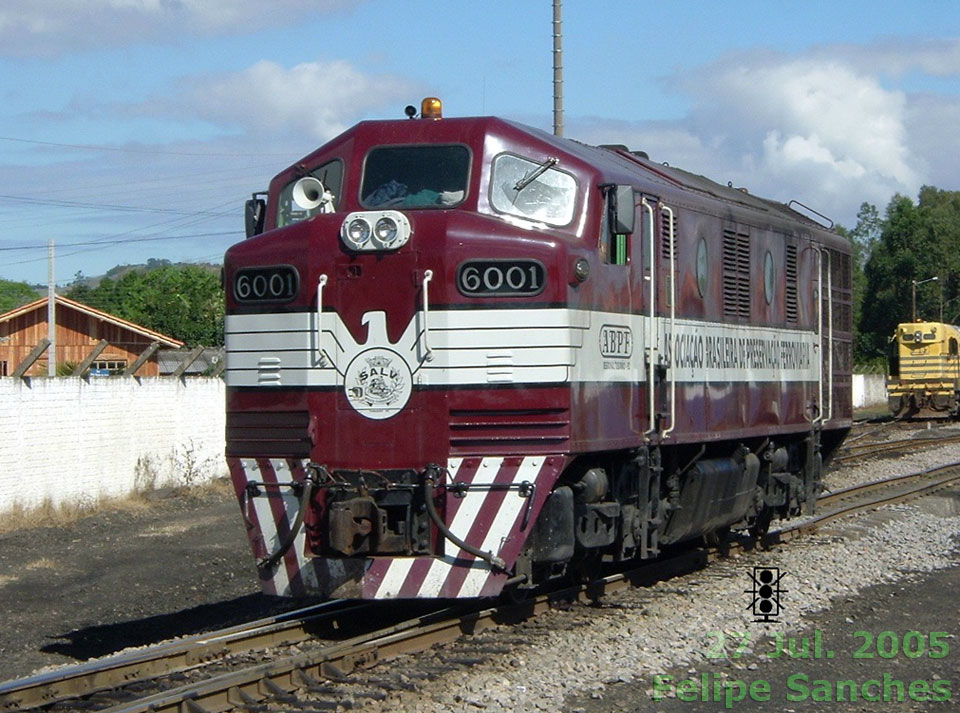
[
  {"x1": 0, "y1": 193, "x2": 229, "y2": 216},
  {"x1": 0, "y1": 193, "x2": 238, "y2": 253},
  {"x1": 0, "y1": 135, "x2": 291, "y2": 158},
  {"x1": 0, "y1": 230, "x2": 238, "y2": 252},
  {"x1": 2, "y1": 230, "x2": 241, "y2": 267}
]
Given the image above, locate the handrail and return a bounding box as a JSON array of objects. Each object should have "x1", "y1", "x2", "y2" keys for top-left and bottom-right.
[
  {"x1": 642, "y1": 198, "x2": 657, "y2": 436},
  {"x1": 661, "y1": 203, "x2": 676, "y2": 439},
  {"x1": 421, "y1": 269, "x2": 434, "y2": 362},
  {"x1": 316, "y1": 274, "x2": 328, "y2": 366},
  {"x1": 825, "y1": 250, "x2": 834, "y2": 422},
  {"x1": 813, "y1": 249, "x2": 823, "y2": 426}
]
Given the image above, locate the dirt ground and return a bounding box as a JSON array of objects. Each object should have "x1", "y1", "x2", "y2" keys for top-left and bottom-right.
[
  {"x1": 0, "y1": 482, "x2": 317, "y2": 682},
  {"x1": 569, "y1": 562, "x2": 960, "y2": 712}
]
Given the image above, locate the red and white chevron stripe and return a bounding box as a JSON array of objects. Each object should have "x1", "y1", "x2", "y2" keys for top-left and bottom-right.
[{"x1": 228, "y1": 455, "x2": 567, "y2": 598}]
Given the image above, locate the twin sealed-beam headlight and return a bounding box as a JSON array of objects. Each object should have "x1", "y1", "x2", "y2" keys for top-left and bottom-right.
[{"x1": 340, "y1": 210, "x2": 411, "y2": 251}]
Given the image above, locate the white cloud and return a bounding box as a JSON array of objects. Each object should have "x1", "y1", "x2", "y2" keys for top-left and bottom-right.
[
  {"x1": 821, "y1": 37, "x2": 960, "y2": 78},
  {"x1": 0, "y1": 1, "x2": 363, "y2": 56},
  {"x1": 128, "y1": 59, "x2": 421, "y2": 143},
  {"x1": 688, "y1": 56, "x2": 920, "y2": 193},
  {"x1": 573, "y1": 44, "x2": 951, "y2": 227}
]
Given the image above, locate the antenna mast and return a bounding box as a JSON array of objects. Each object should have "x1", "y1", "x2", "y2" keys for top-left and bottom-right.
[{"x1": 552, "y1": 0, "x2": 563, "y2": 137}]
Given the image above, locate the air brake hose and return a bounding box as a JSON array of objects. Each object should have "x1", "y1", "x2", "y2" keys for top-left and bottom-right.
[
  {"x1": 256, "y1": 468, "x2": 320, "y2": 575},
  {"x1": 423, "y1": 470, "x2": 508, "y2": 573}
]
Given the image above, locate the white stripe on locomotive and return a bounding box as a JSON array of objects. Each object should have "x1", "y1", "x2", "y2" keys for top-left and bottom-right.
[
  {"x1": 457, "y1": 456, "x2": 542, "y2": 597},
  {"x1": 413, "y1": 457, "x2": 502, "y2": 597},
  {"x1": 240, "y1": 458, "x2": 290, "y2": 596},
  {"x1": 226, "y1": 308, "x2": 819, "y2": 388}
]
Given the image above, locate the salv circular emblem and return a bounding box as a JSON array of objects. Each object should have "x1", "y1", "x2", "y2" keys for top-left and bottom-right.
[{"x1": 344, "y1": 347, "x2": 412, "y2": 419}]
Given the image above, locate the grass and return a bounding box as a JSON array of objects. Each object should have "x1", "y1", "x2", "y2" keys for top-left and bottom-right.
[
  {"x1": 853, "y1": 405, "x2": 892, "y2": 422},
  {"x1": 0, "y1": 494, "x2": 151, "y2": 534},
  {"x1": 0, "y1": 477, "x2": 233, "y2": 534}
]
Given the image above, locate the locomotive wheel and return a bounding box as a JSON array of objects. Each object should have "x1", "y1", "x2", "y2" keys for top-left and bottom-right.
[
  {"x1": 702, "y1": 526, "x2": 731, "y2": 547},
  {"x1": 568, "y1": 552, "x2": 603, "y2": 584},
  {"x1": 748, "y1": 509, "x2": 773, "y2": 540},
  {"x1": 502, "y1": 581, "x2": 533, "y2": 604}
]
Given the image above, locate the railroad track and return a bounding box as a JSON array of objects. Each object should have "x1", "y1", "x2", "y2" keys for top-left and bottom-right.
[
  {"x1": 0, "y1": 598, "x2": 418, "y2": 712},
  {"x1": 833, "y1": 431, "x2": 960, "y2": 464},
  {"x1": 4, "y1": 462, "x2": 959, "y2": 713}
]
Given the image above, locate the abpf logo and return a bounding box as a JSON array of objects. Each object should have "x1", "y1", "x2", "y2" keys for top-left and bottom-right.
[
  {"x1": 746, "y1": 566, "x2": 786, "y2": 623},
  {"x1": 344, "y1": 347, "x2": 412, "y2": 420},
  {"x1": 599, "y1": 324, "x2": 632, "y2": 358}
]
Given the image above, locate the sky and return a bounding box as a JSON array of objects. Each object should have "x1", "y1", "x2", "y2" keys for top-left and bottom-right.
[{"x1": 2, "y1": 1, "x2": 960, "y2": 285}]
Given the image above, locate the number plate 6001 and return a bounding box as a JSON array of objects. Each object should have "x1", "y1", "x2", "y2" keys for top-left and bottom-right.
[
  {"x1": 456, "y1": 260, "x2": 546, "y2": 297},
  {"x1": 233, "y1": 265, "x2": 299, "y2": 303}
]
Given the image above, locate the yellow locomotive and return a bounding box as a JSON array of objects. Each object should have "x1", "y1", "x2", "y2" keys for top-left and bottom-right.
[{"x1": 888, "y1": 320, "x2": 960, "y2": 418}]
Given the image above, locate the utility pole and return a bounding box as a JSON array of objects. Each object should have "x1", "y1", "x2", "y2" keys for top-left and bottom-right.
[
  {"x1": 552, "y1": 0, "x2": 563, "y2": 137},
  {"x1": 48, "y1": 239, "x2": 56, "y2": 376}
]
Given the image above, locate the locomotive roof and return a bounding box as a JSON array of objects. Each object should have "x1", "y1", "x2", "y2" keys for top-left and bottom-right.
[
  {"x1": 288, "y1": 113, "x2": 840, "y2": 238},
  {"x1": 489, "y1": 118, "x2": 837, "y2": 233}
]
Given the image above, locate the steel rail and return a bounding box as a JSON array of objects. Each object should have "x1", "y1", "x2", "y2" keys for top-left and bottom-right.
[
  {"x1": 0, "y1": 599, "x2": 367, "y2": 712},
  {"x1": 818, "y1": 463, "x2": 956, "y2": 508},
  {"x1": 833, "y1": 432, "x2": 960, "y2": 464},
  {"x1": 775, "y1": 460, "x2": 960, "y2": 544},
  {"x1": 6, "y1": 463, "x2": 960, "y2": 713}
]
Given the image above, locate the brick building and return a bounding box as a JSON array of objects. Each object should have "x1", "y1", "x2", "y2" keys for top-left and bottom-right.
[{"x1": 0, "y1": 294, "x2": 183, "y2": 377}]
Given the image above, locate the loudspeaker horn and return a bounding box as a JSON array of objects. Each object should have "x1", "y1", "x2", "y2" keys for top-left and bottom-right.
[{"x1": 292, "y1": 177, "x2": 325, "y2": 210}]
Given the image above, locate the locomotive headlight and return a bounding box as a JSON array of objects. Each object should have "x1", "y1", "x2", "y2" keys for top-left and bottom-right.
[
  {"x1": 340, "y1": 210, "x2": 411, "y2": 252},
  {"x1": 373, "y1": 216, "x2": 399, "y2": 247},
  {"x1": 344, "y1": 217, "x2": 371, "y2": 249}
]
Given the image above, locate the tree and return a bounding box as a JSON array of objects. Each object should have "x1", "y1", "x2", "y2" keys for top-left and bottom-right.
[
  {"x1": 130, "y1": 266, "x2": 224, "y2": 346},
  {"x1": 836, "y1": 203, "x2": 879, "y2": 365},
  {"x1": 0, "y1": 279, "x2": 40, "y2": 313},
  {"x1": 848, "y1": 202, "x2": 881, "y2": 268},
  {"x1": 66, "y1": 265, "x2": 224, "y2": 346},
  {"x1": 858, "y1": 187, "x2": 960, "y2": 364}
]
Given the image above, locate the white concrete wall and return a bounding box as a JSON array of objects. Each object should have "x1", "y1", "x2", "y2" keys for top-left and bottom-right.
[
  {"x1": 853, "y1": 373, "x2": 887, "y2": 408},
  {"x1": 0, "y1": 372, "x2": 891, "y2": 514},
  {"x1": 0, "y1": 377, "x2": 225, "y2": 513}
]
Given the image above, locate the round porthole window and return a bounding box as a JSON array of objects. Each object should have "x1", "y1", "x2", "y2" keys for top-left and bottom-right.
[
  {"x1": 696, "y1": 238, "x2": 708, "y2": 297},
  {"x1": 764, "y1": 251, "x2": 775, "y2": 304}
]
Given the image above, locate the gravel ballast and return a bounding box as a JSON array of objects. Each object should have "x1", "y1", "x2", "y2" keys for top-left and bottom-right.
[{"x1": 364, "y1": 488, "x2": 960, "y2": 713}]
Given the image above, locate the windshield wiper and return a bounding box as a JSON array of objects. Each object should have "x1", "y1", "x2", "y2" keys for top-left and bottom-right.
[{"x1": 514, "y1": 156, "x2": 559, "y2": 192}]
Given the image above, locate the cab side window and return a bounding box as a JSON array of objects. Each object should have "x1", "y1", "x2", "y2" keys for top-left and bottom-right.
[{"x1": 600, "y1": 184, "x2": 633, "y2": 266}]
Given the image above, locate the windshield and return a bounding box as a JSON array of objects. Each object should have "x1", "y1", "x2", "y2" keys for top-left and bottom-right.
[
  {"x1": 490, "y1": 153, "x2": 577, "y2": 226},
  {"x1": 361, "y1": 144, "x2": 469, "y2": 208}
]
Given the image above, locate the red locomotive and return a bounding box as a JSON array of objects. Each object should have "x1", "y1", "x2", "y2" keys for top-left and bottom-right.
[{"x1": 224, "y1": 98, "x2": 852, "y2": 599}]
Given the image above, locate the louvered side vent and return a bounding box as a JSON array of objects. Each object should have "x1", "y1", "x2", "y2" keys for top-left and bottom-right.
[
  {"x1": 820, "y1": 246, "x2": 854, "y2": 417},
  {"x1": 838, "y1": 251, "x2": 851, "y2": 290},
  {"x1": 825, "y1": 248, "x2": 854, "y2": 333},
  {"x1": 226, "y1": 411, "x2": 312, "y2": 457},
  {"x1": 722, "y1": 229, "x2": 751, "y2": 320},
  {"x1": 785, "y1": 244, "x2": 799, "y2": 324},
  {"x1": 661, "y1": 212, "x2": 678, "y2": 306},
  {"x1": 449, "y1": 407, "x2": 570, "y2": 450},
  {"x1": 834, "y1": 339, "x2": 853, "y2": 374},
  {"x1": 661, "y1": 211, "x2": 677, "y2": 260}
]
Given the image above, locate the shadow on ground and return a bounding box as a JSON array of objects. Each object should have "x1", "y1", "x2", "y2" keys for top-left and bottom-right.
[{"x1": 40, "y1": 593, "x2": 321, "y2": 661}]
